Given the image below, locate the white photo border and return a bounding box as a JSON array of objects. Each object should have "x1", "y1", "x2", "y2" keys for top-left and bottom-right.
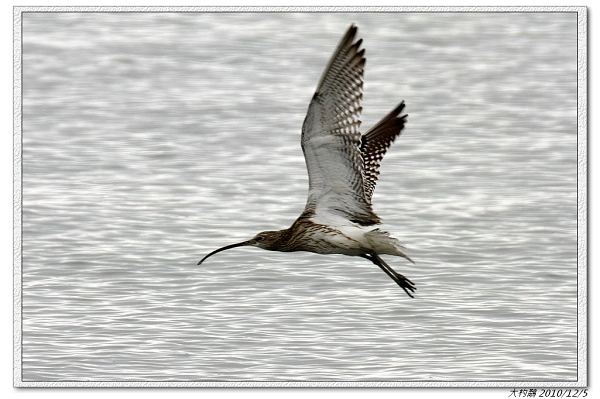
[{"x1": 13, "y1": 5, "x2": 588, "y2": 388}]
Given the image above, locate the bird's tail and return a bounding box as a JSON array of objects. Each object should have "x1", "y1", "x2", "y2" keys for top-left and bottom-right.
[{"x1": 366, "y1": 229, "x2": 414, "y2": 264}]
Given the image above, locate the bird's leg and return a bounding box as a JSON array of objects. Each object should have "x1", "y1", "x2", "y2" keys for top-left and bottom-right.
[
  {"x1": 372, "y1": 253, "x2": 416, "y2": 298},
  {"x1": 361, "y1": 253, "x2": 416, "y2": 298}
]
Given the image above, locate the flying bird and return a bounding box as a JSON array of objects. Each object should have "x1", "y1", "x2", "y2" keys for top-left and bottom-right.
[{"x1": 198, "y1": 25, "x2": 416, "y2": 297}]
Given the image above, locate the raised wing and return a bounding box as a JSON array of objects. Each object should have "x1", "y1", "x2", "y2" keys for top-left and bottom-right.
[
  {"x1": 361, "y1": 102, "x2": 407, "y2": 201},
  {"x1": 301, "y1": 25, "x2": 380, "y2": 226}
]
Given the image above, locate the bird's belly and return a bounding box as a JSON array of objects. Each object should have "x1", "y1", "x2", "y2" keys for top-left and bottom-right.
[{"x1": 301, "y1": 225, "x2": 369, "y2": 256}]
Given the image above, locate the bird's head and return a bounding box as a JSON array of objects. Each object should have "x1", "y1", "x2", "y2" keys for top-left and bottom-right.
[
  {"x1": 197, "y1": 230, "x2": 286, "y2": 265},
  {"x1": 248, "y1": 230, "x2": 285, "y2": 250}
]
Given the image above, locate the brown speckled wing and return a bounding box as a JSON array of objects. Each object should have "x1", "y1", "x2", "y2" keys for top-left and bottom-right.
[
  {"x1": 301, "y1": 25, "x2": 380, "y2": 226},
  {"x1": 361, "y1": 102, "x2": 408, "y2": 201}
]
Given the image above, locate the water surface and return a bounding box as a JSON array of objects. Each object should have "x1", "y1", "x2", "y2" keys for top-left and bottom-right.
[{"x1": 21, "y1": 12, "x2": 578, "y2": 382}]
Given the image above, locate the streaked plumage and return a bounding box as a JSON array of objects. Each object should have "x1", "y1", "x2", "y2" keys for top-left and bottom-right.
[{"x1": 198, "y1": 25, "x2": 416, "y2": 297}]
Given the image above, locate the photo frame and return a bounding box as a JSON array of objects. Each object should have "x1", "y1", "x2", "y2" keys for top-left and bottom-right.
[{"x1": 13, "y1": 6, "x2": 587, "y2": 388}]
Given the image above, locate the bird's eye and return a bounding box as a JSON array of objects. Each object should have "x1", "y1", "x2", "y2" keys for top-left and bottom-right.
[{"x1": 256, "y1": 236, "x2": 264, "y2": 242}]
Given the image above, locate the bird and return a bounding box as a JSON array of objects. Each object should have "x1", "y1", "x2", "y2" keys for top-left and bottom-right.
[{"x1": 198, "y1": 25, "x2": 416, "y2": 297}]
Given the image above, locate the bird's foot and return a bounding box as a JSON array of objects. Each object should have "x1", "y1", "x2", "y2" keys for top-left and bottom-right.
[{"x1": 394, "y1": 274, "x2": 416, "y2": 298}]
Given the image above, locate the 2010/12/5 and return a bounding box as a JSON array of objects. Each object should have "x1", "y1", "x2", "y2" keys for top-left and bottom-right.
[{"x1": 538, "y1": 389, "x2": 587, "y2": 398}]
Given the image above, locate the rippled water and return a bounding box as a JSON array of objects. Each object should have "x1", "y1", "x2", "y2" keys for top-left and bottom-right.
[{"x1": 21, "y1": 12, "x2": 578, "y2": 382}]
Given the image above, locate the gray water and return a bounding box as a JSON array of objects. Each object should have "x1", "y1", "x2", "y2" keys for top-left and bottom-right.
[{"x1": 21, "y1": 12, "x2": 579, "y2": 382}]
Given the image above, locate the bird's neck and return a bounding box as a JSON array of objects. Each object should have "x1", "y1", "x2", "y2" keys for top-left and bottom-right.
[
  {"x1": 270, "y1": 228, "x2": 297, "y2": 252},
  {"x1": 279, "y1": 218, "x2": 320, "y2": 252}
]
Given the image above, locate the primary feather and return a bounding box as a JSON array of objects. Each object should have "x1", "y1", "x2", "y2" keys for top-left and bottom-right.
[{"x1": 301, "y1": 25, "x2": 407, "y2": 226}]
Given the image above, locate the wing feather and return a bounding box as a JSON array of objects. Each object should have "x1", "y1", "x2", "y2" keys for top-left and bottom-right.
[
  {"x1": 361, "y1": 102, "x2": 408, "y2": 201},
  {"x1": 301, "y1": 25, "x2": 380, "y2": 225}
]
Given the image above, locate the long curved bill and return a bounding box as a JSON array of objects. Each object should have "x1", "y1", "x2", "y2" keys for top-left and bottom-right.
[{"x1": 197, "y1": 241, "x2": 251, "y2": 265}]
